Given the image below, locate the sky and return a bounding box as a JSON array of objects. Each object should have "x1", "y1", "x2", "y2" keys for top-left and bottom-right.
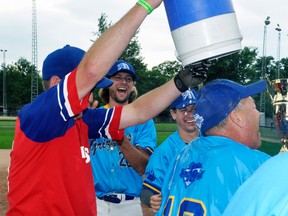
[{"x1": 0, "y1": 0, "x2": 287, "y2": 73}]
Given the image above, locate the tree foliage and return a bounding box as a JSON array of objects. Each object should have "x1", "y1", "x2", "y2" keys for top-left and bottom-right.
[
  {"x1": 2, "y1": 12, "x2": 288, "y2": 122},
  {"x1": 206, "y1": 47, "x2": 259, "y2": 84},
  {"x1": 0, "y1": 58, "x2": 43, "y2": 114}
]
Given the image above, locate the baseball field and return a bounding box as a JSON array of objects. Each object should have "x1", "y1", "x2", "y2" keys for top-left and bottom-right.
[
  {"x1": 0, "y1": 119, "x2": 282, "y2": 153},
  {"x1": 0, "y1": 118, "x2": 282, "y2": 215}
]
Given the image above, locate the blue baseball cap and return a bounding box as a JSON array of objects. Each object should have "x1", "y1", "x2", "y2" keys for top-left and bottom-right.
[
  {"x1": 195, "y1": 79, "x2": 267, "y2": 134},
  {"x1": 170, "y1": 89, "x2": 198, "y2": 109},
  {"x1": 107, "y1": 60, "x2": 137, "y2": 81},
  {"x1": 42, "y1": 45, "x2": 113, "y2": 88}
]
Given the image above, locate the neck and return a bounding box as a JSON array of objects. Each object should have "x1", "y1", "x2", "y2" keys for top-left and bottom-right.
[
  {"x1": 178, "y1": 129, "x2": 199, "y2": 144},
  {"x1": 108, "y1": 100, "x2": 129, "y2": 108}
]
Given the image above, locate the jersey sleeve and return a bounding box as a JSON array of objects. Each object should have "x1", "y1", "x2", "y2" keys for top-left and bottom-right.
[
  {"x1": 143, "y1": 131, "x2": 185, "y2": 194},
  {"x1": 133, "y1": 119, "x2": 157, "y2": 155},
  {"x1": 143, "y1": 145, "x2": 170, "y2": 194},
  {"x1": 18, "y1": 68, "x2": 89, "y2": 142},
  {"x1": 83, "y1": 106, "x2": 124, "y2": 140}
]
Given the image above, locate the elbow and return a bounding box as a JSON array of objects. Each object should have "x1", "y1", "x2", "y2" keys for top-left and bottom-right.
[
  {"x1": 137, "y1": 168, "x2": 146, "y2": 176},
  {"x1": 136, "y1": 159, "x2": 149, "y2": 176}
]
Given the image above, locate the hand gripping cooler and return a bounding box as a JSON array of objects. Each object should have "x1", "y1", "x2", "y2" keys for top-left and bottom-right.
[{"x1": 163, "y1": 0, "x2": 242, "y2": 67}]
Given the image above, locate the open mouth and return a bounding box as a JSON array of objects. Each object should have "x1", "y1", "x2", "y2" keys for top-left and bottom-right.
[
  {"x1": 117, "y1": 87, "x2": 127, "y2": 96},
  {"x1": 186, "y1": 119, "x2": 195, "y2": 123}
]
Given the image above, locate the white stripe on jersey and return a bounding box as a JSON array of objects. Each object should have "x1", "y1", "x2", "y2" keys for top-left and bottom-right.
[
  {"x1": 97, "y1": 108, "x2": 114, "y2": 139},
  {"x1": 63, "y1": 74, "x2": 74, "y2": 117},
  {"x1": 57, "y1": 84, "x2": 67, "y2": 122}
]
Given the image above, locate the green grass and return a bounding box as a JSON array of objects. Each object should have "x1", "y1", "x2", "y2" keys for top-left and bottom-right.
[
  {"x1": 155, "y1": 122, "x2": 177, "y2": 132},
  {"x1": 258, "y1": 140, "x2": 281, "y2": 156},
  {"x1": 0, "y1": 120, "x2": 282, "y2": 156},
  {"x1": 0, "y1": 120, "x2": 15, "y2": 149},
  {"x1": 156, "y1": 123, "x2": 282, "y2": 156}
]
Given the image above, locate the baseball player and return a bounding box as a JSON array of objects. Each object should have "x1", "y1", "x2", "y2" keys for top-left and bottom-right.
[
  {"x1": 155, "y1": 79, "x2": 271, "y2": 216},
  {"x1": 6, "y1": 45, "x2": 117, "y2": 216},
  {"x1": 140, "y1": 88, "x2": 199, "y2": 214},
  {"x1": 6, "y1": 0, "x2": 199, "y2": 214},
  {"x1": 222, "y1": 152, "x2": 288, "y2": 216},
  {"x1": 90, "y1": 60, "x2": 157, "y2": 216}
]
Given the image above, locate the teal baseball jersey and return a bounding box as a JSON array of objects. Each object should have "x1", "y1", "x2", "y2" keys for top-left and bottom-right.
[
  {"x1": 90, "y1": 114, "x2": 156, "y2": 198},
  {"x1": 223, "y1": 152, "x2": 288, "y2": 216},
  {"x1": 143, "y1": 130, "x2": 187, "y2": 194},
  {"x1": 157, "y1": 136, "x2": 270, "y2": 216}
]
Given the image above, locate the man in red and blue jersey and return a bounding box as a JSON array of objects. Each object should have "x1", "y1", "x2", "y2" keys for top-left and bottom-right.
[
  {"x1": 6, "y1": 1, "x2": 207, "y2": 215},
  {"x1": 6, "y1": 1, "x2": 173, "y2": 215}
]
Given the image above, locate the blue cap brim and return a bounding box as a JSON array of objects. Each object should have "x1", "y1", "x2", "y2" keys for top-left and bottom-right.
[
  {"x1": 95, "y1": 77, "x2": 113, "y2": 88},
  {"x1": 240, "y1": 80, "x2": 267, "y2": 97}
]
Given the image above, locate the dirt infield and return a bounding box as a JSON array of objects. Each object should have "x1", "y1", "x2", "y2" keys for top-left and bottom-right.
[{"x1": 0, "y1": 149, "x2": 10, "y2": 215}]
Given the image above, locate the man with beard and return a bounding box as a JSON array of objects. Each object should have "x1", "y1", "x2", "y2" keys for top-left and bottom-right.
[{"x1": 89, "y1": 60, "x2": 156, "y2": 216}]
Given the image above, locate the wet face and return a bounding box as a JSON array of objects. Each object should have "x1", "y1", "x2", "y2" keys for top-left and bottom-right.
[
  {"x1": 238, "y1": 97, "x2": 261, "y2": 149},
  {"x1": 172, "y1": 105, "x2": 198, "y2": 135},
  {"x1": 109, "y1": 72, "x2": 135, "y2": 104}
]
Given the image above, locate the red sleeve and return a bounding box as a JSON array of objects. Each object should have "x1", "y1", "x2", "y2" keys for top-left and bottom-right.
[
  {"x1": 67, "y1": 68, "x2": 89, "y2": 114},
  {"x1": 109, "y1": 106, "x2": 124, "y2": 140}
]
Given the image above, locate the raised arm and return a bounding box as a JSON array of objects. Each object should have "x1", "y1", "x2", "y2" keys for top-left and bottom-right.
[
  {"x1": 120, "y1": 79, "x2": 179, "y2": 129},
  {"x1": 119, "y1": 65, "x2": 208, "y2": 129},
  {"x1": 76, "y1": 0, "x2": 163, "y2": 99}
]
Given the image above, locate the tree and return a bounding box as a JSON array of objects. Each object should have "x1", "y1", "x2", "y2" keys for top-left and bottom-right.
[
  {"x1": 206, "y1": 47, "x2": 259, "y2": 84},
  {"x1": 91, "y1": 14, "x2": 184, "y2": 119},
  {"x1": 202, "y1": 47, "x2": 276, "y2": 117},
  {"x1": 278, "y1": 57, "x2": 288, "y2": 79},
  {"x1": 0, "y1": 58, "x2": 43, "y2": 114},
  {"x1": 92, "y1": 13, "x2": 151, "y2": 103}
]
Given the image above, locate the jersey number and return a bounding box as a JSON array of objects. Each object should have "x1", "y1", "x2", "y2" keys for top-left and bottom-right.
[
  {"x1": 119, "y1": 152, "x2": 131, "y2": 167},
  {"x1": 163, "y1": 196, "x2": 206, "y2": 216}
]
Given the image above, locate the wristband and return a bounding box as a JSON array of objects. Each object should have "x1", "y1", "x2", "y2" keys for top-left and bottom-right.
[
  {"x1": 174, "y1": 73, "x2": 188, "y2": 92},
  {"x1": 137, "y1": 0, "x2": 154, "y2": 14}
]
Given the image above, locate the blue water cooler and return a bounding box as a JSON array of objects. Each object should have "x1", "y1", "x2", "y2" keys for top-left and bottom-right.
[{"x1": 163, "y1": 0, "x2": 242, "y2": 67}]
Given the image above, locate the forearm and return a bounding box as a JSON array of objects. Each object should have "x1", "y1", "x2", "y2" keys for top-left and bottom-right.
[
  {"x1": 117, "y1": 136, "x2": 150, "y2": 175},
  {"x1": 120, "y1": 79, "x2": 180, "y2": 129},
  {"x1": 76, "y1": 3, "x2": 154, "y2": 99},
  {"x1": 82, "y1": 4, "x2": 148, "y2": 72}
]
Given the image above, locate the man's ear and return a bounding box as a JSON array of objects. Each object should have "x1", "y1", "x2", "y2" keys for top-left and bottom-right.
[
  {"x1": 170, "y1": 109, "x2": 177, "y2": 121},
  {"x1": 230, "y1": 109, "x2": 244, "y2": 128},
  {"x1": 50, "y1": 76, "x2": 61, "y2": 88}
]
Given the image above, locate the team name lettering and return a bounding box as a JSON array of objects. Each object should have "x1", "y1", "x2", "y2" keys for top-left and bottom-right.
[{"x1": 80, "y1": 146, "x2": 90, "y2": 163}]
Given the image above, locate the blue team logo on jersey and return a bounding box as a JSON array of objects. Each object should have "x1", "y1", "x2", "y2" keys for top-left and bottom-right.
[{"x1": 180, "y1": 162, "x2": 204, "y2": 187}]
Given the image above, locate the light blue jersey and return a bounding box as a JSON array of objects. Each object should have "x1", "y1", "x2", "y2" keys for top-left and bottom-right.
[
  {"x1": 157, "y1": 136, "x2": 270, "y2": 216},
  {"x1": 143, "y1": 131, "x2": 187, "y2": 194},
  {"x1": 223, "y1": 152, "x2": 288, "y2": 216},
  {"x1": 89, "y1": 110, "x2": 156, "y2": 198}
]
